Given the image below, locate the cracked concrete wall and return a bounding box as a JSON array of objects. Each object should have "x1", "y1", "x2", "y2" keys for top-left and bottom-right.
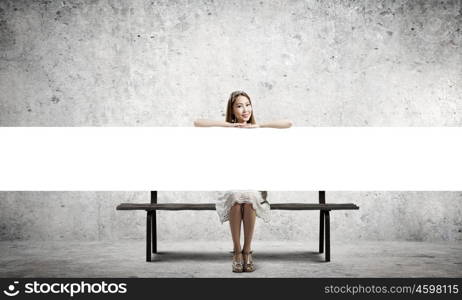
[
  {"x1": 0, "y1": 0, "x2": 461, "y2": 126},
  {"x1": 0, "y1": 191, "x2": 461, "y2": 242}
]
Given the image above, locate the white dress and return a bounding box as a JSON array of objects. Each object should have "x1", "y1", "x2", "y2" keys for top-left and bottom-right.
[{"x1": 215, "y1": 191, "x2": 271, "y2": 224}]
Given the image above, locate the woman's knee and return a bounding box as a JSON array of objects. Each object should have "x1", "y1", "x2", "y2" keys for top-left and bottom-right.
[{"x1": 243, "y1": 203, "x2": 255, "y2": 210}]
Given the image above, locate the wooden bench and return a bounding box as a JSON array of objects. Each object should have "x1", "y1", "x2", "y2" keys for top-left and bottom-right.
[{"x1": 116, "y1": 191, "x2": 359, "y2": 262}]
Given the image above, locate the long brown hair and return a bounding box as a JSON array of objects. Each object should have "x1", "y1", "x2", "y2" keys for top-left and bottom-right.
[{"x1": 225, "y1": 91, "x2": 256, "y2": 124}]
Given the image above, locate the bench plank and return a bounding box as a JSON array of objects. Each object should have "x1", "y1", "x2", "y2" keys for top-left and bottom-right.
[{"x1": 116, "y1": 203, "x2": 359, "y2": 211}]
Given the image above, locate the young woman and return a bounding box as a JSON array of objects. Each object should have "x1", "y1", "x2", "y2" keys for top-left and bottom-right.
[
  {"x1": 193, "y1": 90, "x2": 293, "y2": 129},
  {"x1": 216, "y1": 191, "x2": 270, "y2": 272},
  {"x1": 194, "y1": 91, "x2": 292, "y2": 272}
]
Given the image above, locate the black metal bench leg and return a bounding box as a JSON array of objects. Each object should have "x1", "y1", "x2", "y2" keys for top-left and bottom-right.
[
  {"x1": 325, "y1": 210, "x2": 330, "y2": 262},
  {"x1": 151, "y1": 191, "x2": 157, "y2": 254},
  {"x1": 152, "y1": 210, "x2": 157, "y2": 254},
  {"x1": 319, "y1": 210, "x2": 324, "y2": 253},
  {"x1": 146, "y1": 211, "x2": 152, "y2": 262}
]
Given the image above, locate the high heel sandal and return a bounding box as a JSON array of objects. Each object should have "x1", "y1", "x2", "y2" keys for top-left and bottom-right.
[
  {"x1": 232, "y1": 252, "x2": 244, "y2": 273},
  {"x1": 242, "y1": 251, "x2": 255, "y2": 272}
]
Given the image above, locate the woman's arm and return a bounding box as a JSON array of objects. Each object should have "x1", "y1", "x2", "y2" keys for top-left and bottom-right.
[
  {"x1": 193, "y1": 119, "x2": 237, "y2": 127},
  {"x1": 194, "y1": 119, "x2": 293, "y2": 128},
  {"x1": 259, "y1": 120, "x2": 293, "y2": 129}
]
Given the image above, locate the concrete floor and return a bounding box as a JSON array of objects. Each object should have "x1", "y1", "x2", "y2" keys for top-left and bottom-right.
[{"x1": 0, "y1": 240, "x2": 461, "y2": 278}]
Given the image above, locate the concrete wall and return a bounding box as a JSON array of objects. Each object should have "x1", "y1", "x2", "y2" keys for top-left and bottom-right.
[
  {"x1": 1, "y1": 191, "x2": 461, "y2": 242},
  {"x1": 0, "y1": 0, "x2": 461, "y2": 126}
]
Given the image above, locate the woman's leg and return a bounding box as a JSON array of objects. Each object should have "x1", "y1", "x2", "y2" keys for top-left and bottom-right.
[
  {"x1": 242, "y1": 203, "x2": 256, "y2": 253},
  {"x1": 229, "y1": 203, "x2": 243, "y2": 254}
]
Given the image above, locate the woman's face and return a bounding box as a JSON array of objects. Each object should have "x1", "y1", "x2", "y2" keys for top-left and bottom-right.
[{"x1": 232, "y1": 95, "x2": 252, "y2": 123}]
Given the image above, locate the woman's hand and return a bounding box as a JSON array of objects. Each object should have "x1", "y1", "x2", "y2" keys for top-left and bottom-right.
[{"x1": 235, "y1": 123, "x2": 260, "y2": 128}]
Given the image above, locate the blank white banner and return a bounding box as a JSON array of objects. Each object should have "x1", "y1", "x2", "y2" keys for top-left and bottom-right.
[{"x1": 0, "y1": 127, "x2": 460, "y2": 191}]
